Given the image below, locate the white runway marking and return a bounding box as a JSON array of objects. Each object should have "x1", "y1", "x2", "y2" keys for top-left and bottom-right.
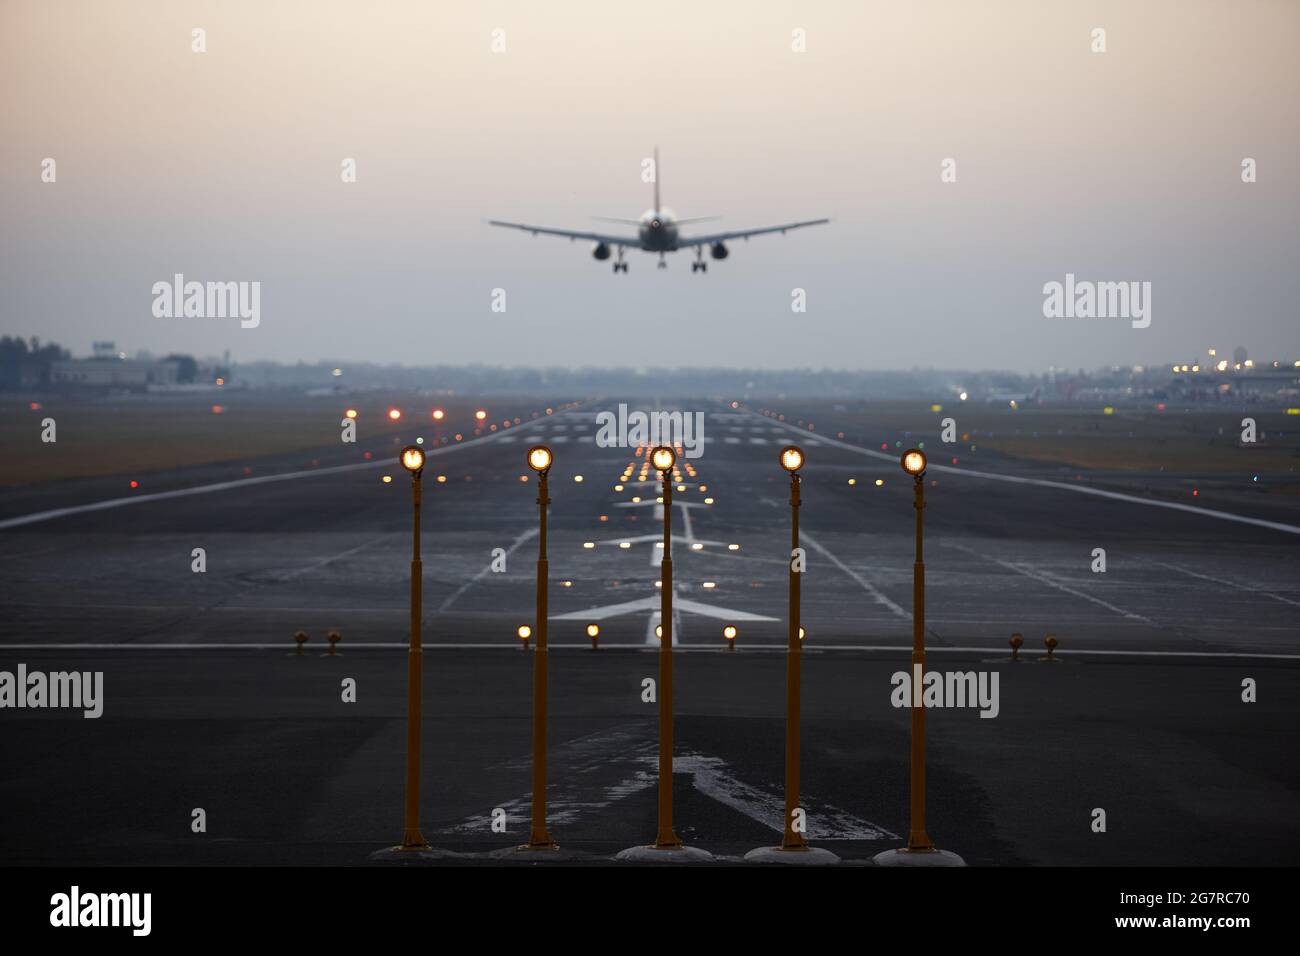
[
  {"x1": 947, "y1": 543, "x2": 1152, "y2": 623},
  {"x1": 443, "y1": 724, "x2": 894, "y2": 840},
  {"x1": 4, "y1": 643, "x2": 1297, "y2": 659},
  {"x1": 799, "y1": 529, "x2": 910, "y2": 620},
  {"x1": 747, "y1": 410, "x2": 1300, "y2": 537},
  {"x1": 0, "y1": 412, "x2": 557, "y2": 532},
  {"x1": 1156, "y1": 562, "x2": 1300, "y2": 608},
  {"x1": 436, "y1": 526, "x2": 538, "y2": 612},
  {"x1": 272, "y1": 532, "x2": 397, "y2": 582}
]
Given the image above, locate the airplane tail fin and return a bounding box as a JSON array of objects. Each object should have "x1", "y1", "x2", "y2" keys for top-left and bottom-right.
[{"x1": 653, "y1": 146, "x2": 660, "y2": 215}]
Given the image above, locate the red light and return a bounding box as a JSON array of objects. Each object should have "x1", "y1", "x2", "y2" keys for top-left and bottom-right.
[
  {"x1": 211, "y1": 405, "x2": 224, "y2": 414},
  {"x1": 880, "y1": 443, "x2": 889, "y2": 450},
  {"x1": 951, "y1": 457, "x2": 959, "y2": 465},
  {"x1": 1192, "y1": 488, "x2": 1199, "y2": 497},
  {"x1": 129, "y1": 480, "x2": 139, "y2": 489},
  {"x1": 364, "y1": 451, "x2": 372, "y2": 460},
  {"x1": 29, "y1": 402, "x2": 42, "y2": 411}
]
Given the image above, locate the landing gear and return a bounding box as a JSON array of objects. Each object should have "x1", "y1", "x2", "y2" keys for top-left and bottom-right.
[
  {"x1": 613, "y1": 247, "x2": 628, "y2": 273},
  {"x1": 691, "y1": 247, "x2": 707, "y2": 272},
  {"x1": 657, "y1": 253, "x2": 667, "y2": 270}
]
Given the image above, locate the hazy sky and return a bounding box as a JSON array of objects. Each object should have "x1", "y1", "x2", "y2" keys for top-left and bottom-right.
[{"x1": 2, "y1": 0, "x2": 1297, "y2": 371}]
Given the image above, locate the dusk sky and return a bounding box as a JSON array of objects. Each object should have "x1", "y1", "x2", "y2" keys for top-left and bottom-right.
[{"x1": 2, "y1": 0, "x2": 1297, "y2": 371}]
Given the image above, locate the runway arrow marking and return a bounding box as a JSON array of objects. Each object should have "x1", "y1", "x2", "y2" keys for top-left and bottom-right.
[{"x1": 443, "y1": 723, "x2": 894, "y2": 841}]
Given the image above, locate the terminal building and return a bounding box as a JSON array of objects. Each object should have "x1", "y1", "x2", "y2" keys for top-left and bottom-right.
[{"x1": 51, "y1": 358, "x2": 181, "y2": 389}]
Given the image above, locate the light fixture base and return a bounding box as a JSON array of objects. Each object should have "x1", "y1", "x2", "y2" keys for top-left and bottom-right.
[{"x1": 871, "y1": 846, "x2": 966, "y2": 867}]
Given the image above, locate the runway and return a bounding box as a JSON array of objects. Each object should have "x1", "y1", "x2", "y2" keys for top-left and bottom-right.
[{"x1": 1, "y1": 399, "x2": 1297, "y2": 865}]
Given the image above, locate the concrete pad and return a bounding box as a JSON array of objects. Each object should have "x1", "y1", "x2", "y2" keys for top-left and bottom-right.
[
  {"x1": 615, "y1": 844, "x2": 715, "y2": 863},
  {"x1": 871, "y1": 847, "x2": 966, "y2": 867},
  {"x1": 369, "y1": 846, "x2": 473, "y2": 863},
  {"x1": 491, "y1": 845, "x2": 591, "y2": 863},
  {"x1": 744, "y1": 845, "x2": 841, "y2": 865}
]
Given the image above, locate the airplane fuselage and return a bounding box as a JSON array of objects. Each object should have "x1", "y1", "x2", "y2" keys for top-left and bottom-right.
[{"x1": 638, "y1": 209, "x2": 679, "y2": 251}]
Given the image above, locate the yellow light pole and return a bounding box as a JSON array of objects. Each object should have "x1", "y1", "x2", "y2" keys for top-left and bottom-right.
[
  {"x1": 904, "y1": 449, "x2": 932, "y2": 853},
  {"x1": 617, "y1": 446, "x2": 713, "y2": 862},
  {"x1": 746, "y1": 448, "x2": 838, "y2": 864},
  {"x1": 650, "y1": 444, "x2": 682, "y2": 850},
  {"x1": 398, "y1": 444, "x2": 430, "y2": 851},
  {"x1": 780, "y1": 445, "x2": 806, "y2": 851},
  {"x1": 522, "y1": 444, "x2": 557, "y2": 851},
  {"x1": 874, "y1": 449, "x2": 963, "y2": 866}
]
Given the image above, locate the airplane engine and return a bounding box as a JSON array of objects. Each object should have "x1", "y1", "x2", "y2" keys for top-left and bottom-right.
[
  {"x1": 710, "y1": 242, "x2": 729, "y2": 260},
  {"x1": 592, "y1": 242, "x2": 611, "y2": 260}
]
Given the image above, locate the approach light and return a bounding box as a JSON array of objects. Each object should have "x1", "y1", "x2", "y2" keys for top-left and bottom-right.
[
  {"x1": 400, "y1": 446, "x2": 425, "y2": 473},
  {"x1": 517, "y1": 625, "x2": 532, "y2": 640},
  {"x1": 475, "y1": 409, "x2": 488, "y2": 421},
  {"x1": 780, "y1": 445, "x2": 805, "y2": 473},
  {"x1": 723, "y1": 626, "x2": 738, "y2": 640},
  {"x1": 388, "y1": 408, "x2": 402, "y2": 421},
  {"x1": 586, "y1": 624, "x2": 600, "y2": 639},
  {"x1": 527, "y1": 445, "x2": 553, "y2": 473},
  {"x1": 432, "y1": 408, "x2": 444, "y2": 420},
  {"x1": 650, "y1": 446, "x2": 676, "y2": 472},
  {"x1": 901, "y1": 449, "x2": 927, "y2": 476}
]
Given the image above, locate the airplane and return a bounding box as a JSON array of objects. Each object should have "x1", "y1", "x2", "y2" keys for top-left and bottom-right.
[{"x1": 488, "y1": 149, "x2": 829, "y2": 273}]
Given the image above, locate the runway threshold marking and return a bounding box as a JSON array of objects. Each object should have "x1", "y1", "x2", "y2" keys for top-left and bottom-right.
[
  {"x1": 1156, "y1": 561, "x2": 1300, "y2": 608},
  {"x1": 946, "y1": 542, "x2": 1153, "y2": 624},
  {"x1": 799, "y1": 529, "x2": 910, "y2": 620},
  {"x1": 744, "y1": 410, "x2": 1300, "y2": 537}
]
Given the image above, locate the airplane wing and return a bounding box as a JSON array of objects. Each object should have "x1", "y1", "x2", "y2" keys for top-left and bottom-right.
[
  {"x1": 678, "y1": 218, "x2": 830, "y2": 246},
  {"x1": 487, "y1": 220, "x2": 638, "y2": 246}
]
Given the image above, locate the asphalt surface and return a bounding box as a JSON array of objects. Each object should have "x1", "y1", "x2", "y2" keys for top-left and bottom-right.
[{"x1": 1, "y1": 400, "x2": 1297, "y2": 865}]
